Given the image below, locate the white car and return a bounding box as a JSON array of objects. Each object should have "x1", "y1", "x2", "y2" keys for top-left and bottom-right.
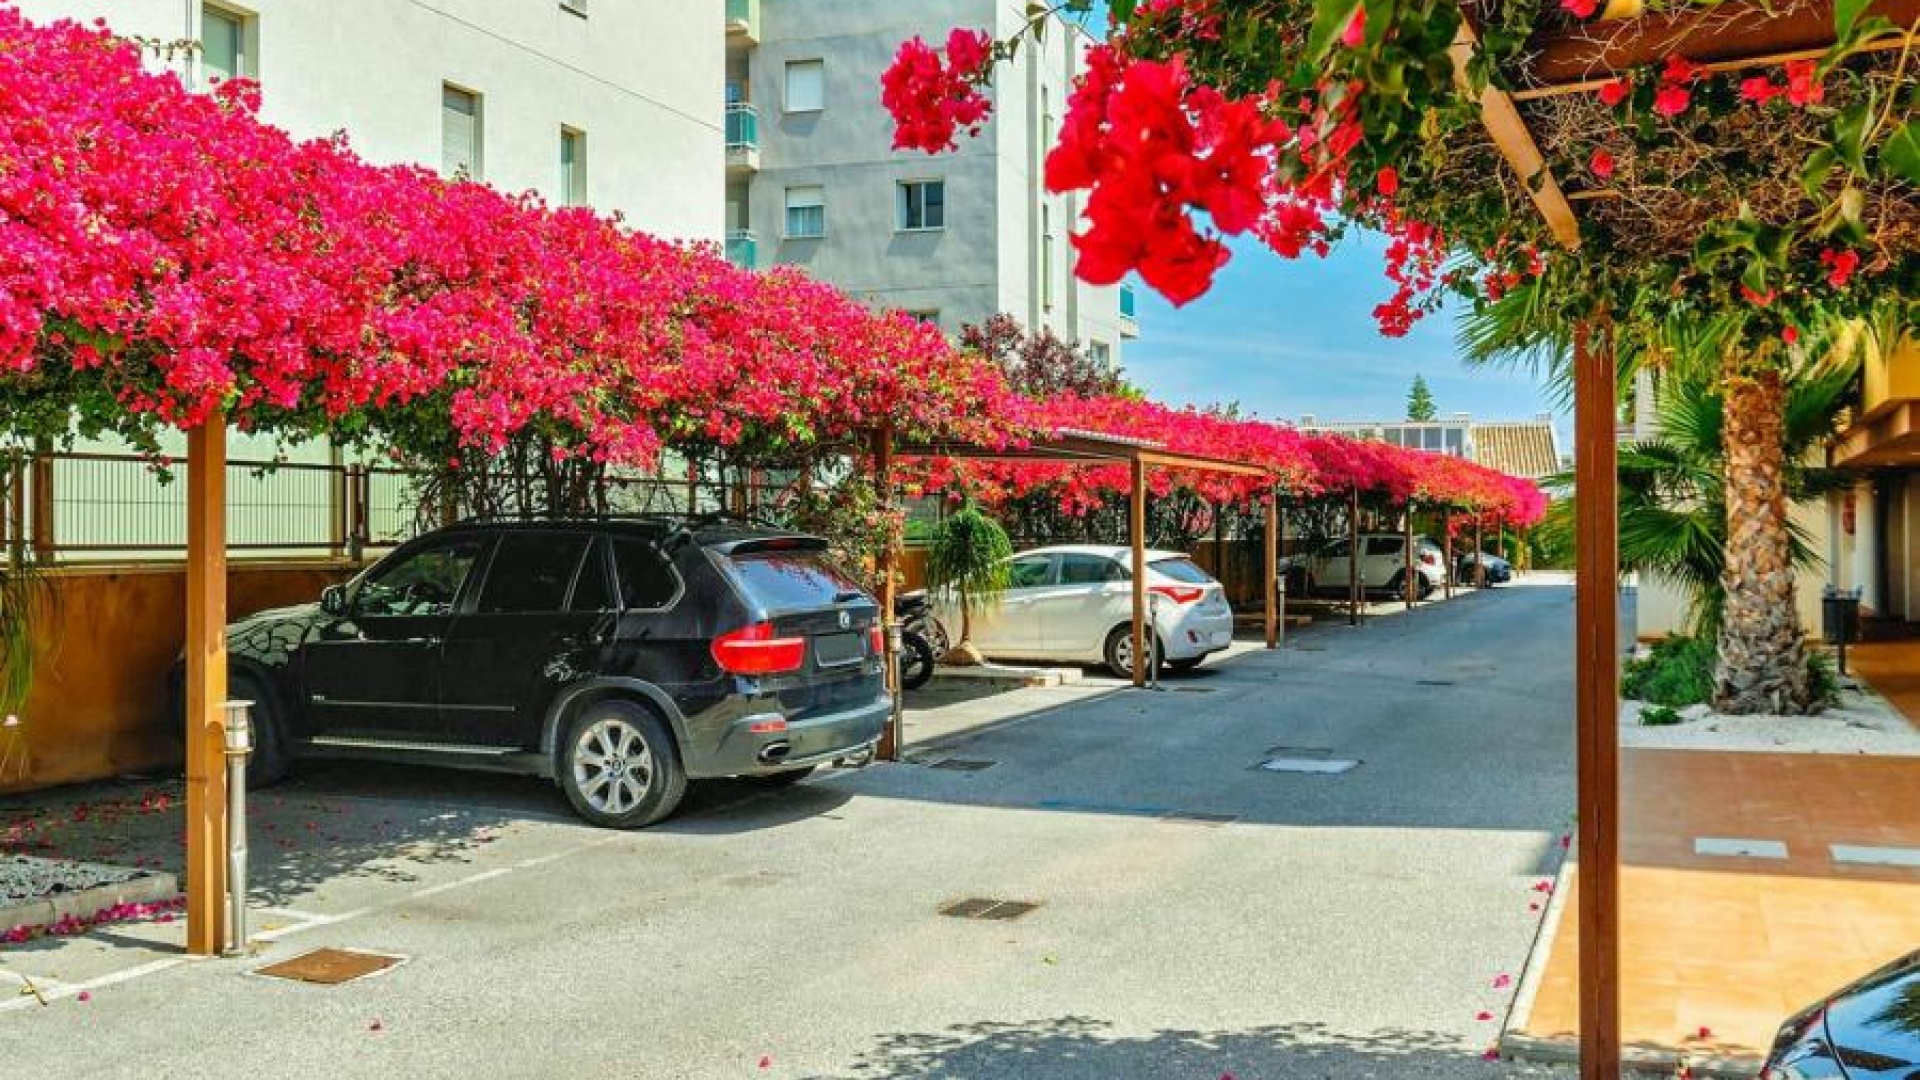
[
  {"x1": 935, "y1": 545, "x2": 1236, "y2": 678},
  {"x1": 1296, "y1": 533, "x2": 1446, "y2": 599}
]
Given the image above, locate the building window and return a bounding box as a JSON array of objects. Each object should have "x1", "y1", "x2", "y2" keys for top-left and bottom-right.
[
  {"x1": 442, "y1": 84, "x2": 483, "y2": 179},
  {"x1": 785, "y1": 59, "x2": 824, "y2": 112},
  {"x1": 784, "y1": 185, "x2": 825, "y2": 239},
  {"x1": 1042, "y1": 204, "x2": 1055, "y2": 311},
  {"x1": 905, "y1": 310, "x2": 940, "y2": 326},
  {"x1": 200, "y1": 4, "x2": 252, "y2": 87},
  {"x1": 559, "y1": 127, "x2": 587, "y2": 207},
  {"x1": 1089, "y1": 341, "x2": 1111, "y2": 368},
  {"x1": 896, "y1": 180, "x2": 945, "y2": 231}
]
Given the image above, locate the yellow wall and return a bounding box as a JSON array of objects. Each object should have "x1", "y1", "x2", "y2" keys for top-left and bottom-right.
[
  {"x1": 1860, "y1": 336, "x2": 1920, "y2": 420},
  {"x1": 2, "y1": 562, "x2": 354, "y2": 793}
]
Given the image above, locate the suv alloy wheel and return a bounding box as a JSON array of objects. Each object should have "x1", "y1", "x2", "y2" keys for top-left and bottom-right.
[{"x1": 558, "y1": 701, "x2": 688, "y2": 828}]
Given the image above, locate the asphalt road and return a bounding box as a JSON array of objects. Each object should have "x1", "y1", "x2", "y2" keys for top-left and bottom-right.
[{"x1": 1, "y1": 579, "x2": 1580, "y2": 1079}]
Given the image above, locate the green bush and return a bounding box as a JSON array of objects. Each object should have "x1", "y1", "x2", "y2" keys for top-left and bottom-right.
[
  {"x1": 1806, "y1": 649, "x2": 1840, "y2": 708},
  {"x1": 1638, "y1": 704, "x2": 1683, "y2": 727},
  {"x1": 1621, "y1": 635, "x2": 1716, "y2": 707}
]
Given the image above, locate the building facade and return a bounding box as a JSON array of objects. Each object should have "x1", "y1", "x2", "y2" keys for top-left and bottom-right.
[
  {"x1": 1298, "y1": 413, "x2": 1565, "y2": 481},
  {"x1": 724, "y1": 0, "x2": 1136, "y2": 364},
  {"x1": 18, "y1": 0, "x2": 723, "y2": 242}
]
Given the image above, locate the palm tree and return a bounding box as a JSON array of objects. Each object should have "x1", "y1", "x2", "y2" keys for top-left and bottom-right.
[
  {"x1": 924, "y1": 502, "x2": 1013, "y2": 666},
  {"x1": 1536, "y1": 357, "x2": 1855, "y2": 637},
  {"x1": 1462, "y1": 284, "x2": 1895, "y2": 714}
]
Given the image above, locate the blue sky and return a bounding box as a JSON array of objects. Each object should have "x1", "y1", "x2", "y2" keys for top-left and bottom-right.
[{"x1": 1118, "y1": 231, "x2": 1567, "y2": 437}]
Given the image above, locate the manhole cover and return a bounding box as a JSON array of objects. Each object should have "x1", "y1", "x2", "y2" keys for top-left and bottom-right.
[
  {"x1": 1260, "y1": 757, "x2": 1360, "y2": 775},
  {"x1": 928, "y1": 758, "x2": 997, "y2": 772},
  {"x1": 1159, "y1": 811, "x2": 1238, "y2": 826},
  {"x1": 939, "y1": 897, "x2": 1039, "y2": 921},
  {"x1": 254, "y1": 948, "x2": 404, "y2": 986}
]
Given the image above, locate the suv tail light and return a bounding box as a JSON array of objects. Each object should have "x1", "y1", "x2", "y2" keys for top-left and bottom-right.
[
  {"x1": 1149, "y1": 585, "x2": 1205, "y2": 605},
  {"x1": 868, "y1": 624, "x2": 885, "y2": 656},
  {"x1": 1420, "y1": 550, "x2": 1440, "y2": 566},
  {"x1": 711, "y1": 621, "x2": 806, "y2": 675}
]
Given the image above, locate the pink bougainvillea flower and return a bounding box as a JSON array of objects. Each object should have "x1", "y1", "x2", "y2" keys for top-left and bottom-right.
[
  {"x1": 1740, "y1": 284, "x2": 1778, "y2": 307},
  {"x1": 1492, "y1": 973, "x2": 1513, "y2": 989},
  {"x1": 1560, "y1": 0, "x2": 1600, "y2": 18},
  {"x1": 1661, "y1": 54, "x2": 1702, "y2": 85},
  {"x1": 369, "y1": 1020, "x2": 384, "y2": 1032},
  {"x1": 758, "y1": 1055, "x2": 773, "y2": 1070},
  {"x1": 881, "y1": 28, "x2": 995, "y2": 153},
  {"x1": 1482, "y1": 1048, "x2": 1502, "y2": 1061},
  {"x1": 1781, "y1": 325, "x2": 1799, "y2": 345},
  {"x1": 1741, "y1": 76, "x2": 1785, "y2": 105},
  {"x1": 1476, "y1": 1010, "x2": 1494, "y2": 1021},
  {"x1": 76, "y1": 991, "x2": 92, "y2": 1002},
  {"x1": 1376, "y1": 167, "x2": 1400, "y2": 197},
  {"x1": 1696, "y1": 1025, "x2": 1714, "y2": 1040},
  {"x1": 1588, "y1": 149, "x2": 1616, "y2": 179},
  {"x1": 1529, "y1": 902, "x2": 1542, "y2": 911},
  {"x1": 1597, "y1": 78, "x2": 1631, "y2": 107}
]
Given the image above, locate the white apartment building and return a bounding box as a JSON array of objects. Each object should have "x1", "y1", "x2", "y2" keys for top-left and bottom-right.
[
  {"x1": 1298, "y1": 413, "x2": 1565, "y2": 481},
  {"x1": 18, "y1": 0, "x2": 723, "y2": 242},
  {"x1": 723, "y1": 0, "x2": 1138, "y2": 367}
]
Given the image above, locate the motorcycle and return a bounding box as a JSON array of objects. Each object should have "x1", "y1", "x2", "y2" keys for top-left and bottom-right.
[{"x1": 892, "y1": 590, "x2": 947, "y2": 691}]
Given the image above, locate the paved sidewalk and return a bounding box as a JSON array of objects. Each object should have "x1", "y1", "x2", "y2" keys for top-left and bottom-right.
[{"x1": 1507, "y1": 748, "x2": 1920, "y2": 1073}]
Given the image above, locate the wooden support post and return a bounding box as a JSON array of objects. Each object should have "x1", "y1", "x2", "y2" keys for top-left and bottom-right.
[
  {"x1": 1276, "y1": 494, "x2": 1288, "y2": 649},
  {"x1": 1475, "y1": 514, "x2": 1487, "y2": 588},
  {"x1": 871, "y1": 427, "x2": 901, "y2": 761},
  {"x1": 1574, "y1": 319, "x2": 1622, "y2": 1080},
  {"x1": 6, "y1": 457, "x2": 23, "y2": 572},
  {"x1": 1348, "y1": 487, "x2": 1361, "y2": 626},
  {"x1": 28, "y1": 449, "x2": 52, "y2": 564},
  {"x1": 184, "y1": 418, "x2": 229, "y2": 957},
  {"x1": 1263, "y1": 490, "x2": 1279, "y2": 649},
  {"x1": 1404, "y1": 508, "x2": 1416, "y2": 610},
  {"x1": 1444, "y1": 509, "x2": 1455, "y2": 599},
  {"x1": 1130, "y1": 456, "x2": 1148, "y2": 688}
]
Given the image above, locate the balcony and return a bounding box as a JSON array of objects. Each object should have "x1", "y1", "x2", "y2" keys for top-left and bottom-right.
[
  {"x1": 725, "y1": 103, "x2": 759, "y2": 174},
  {"x1": 725, "y1": 230, "x2": 757, "y2": 269},
  {"x1": 725, "y1": 0, "x2": 759, "y2": 45},
  {"x1": 1118, "y1": 282, "x2": 1139, "y2": 339},
  {"x1": 1831, "y1": 335, "x2": 1920, "y2": 468}
]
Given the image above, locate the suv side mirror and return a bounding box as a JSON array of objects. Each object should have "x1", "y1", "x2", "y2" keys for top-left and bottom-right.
[{"x1": 320, "y1": 584, "x2": 348, "y2": 617}]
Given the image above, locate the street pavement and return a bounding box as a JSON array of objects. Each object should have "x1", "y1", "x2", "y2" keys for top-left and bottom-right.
[{"x1": 0, "y1": 579, "x2": 1581, "y2": 1079}]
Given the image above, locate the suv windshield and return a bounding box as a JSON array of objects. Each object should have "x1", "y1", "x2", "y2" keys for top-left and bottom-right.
[{"x1": 725, "y1": 547, "x2": 867, "y2": 611}]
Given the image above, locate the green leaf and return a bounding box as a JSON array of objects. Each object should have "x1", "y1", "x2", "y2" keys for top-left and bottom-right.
[
  {"x1": 1883, "y1": 120, "x2": 1920, "y2": 184},
  {"x1": 1107, "y1": 0, "x2": 1137, "y2": 22},
  {"x1": 1307, "y1": 0, "x2": 1363, "y2": 63},
  {"x1": 1833, "y1": 0, "x2": 1873, "y2": 44},
  {"x1": 1833, "y1": 101, "x2": 1872, "y2": 176},
  {"x1": 1799, "y1": 145, "x2": 1839, "y2": 197}
]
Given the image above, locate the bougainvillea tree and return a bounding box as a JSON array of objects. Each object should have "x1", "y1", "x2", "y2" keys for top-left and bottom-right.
[{"x1": 884, "y1": 0, "x2": 1915, "y2": 713}]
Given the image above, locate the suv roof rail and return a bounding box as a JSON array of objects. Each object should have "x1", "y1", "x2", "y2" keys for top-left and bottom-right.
[{"x1": 451, "y1": 509, "x2": 793, "y2": 531}]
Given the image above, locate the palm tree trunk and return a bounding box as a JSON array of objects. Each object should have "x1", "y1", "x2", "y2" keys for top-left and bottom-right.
[{"x1": 1713, "y1": 367, "x2": 1813, "y2": 714}]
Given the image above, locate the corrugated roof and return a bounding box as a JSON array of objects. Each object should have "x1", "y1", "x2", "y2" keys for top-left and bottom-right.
[{"x1": 1471, "y1": 421, "x2": 1561, "y2": 480}]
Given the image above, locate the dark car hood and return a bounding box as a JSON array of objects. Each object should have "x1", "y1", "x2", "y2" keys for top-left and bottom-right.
[
  {"x1": 230, "y1": 602, "x2": 322, "y2": 632},
  {"x1": 225, "y1": 602, "x2": 324, "y2": 661},
  {"x1": 1824, "y1": 949, "x2": 1920, "y2": 1076}
]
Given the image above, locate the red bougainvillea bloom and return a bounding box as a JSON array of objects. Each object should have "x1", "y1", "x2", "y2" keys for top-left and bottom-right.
[
  {"x1": 1784, "y1": 59, "x2": 1825, "y2": 106},
  {"x1": 1597, "y1": 78, "x2": 1631, "y2": 107},
  {"x1": 1781, "y1": 325, "x2": 1800, "y2": 344},
  {"x1": 1588, "y1": 149, "x2": 1616, "y2": 179},
  {"x1": 1662, "y1": 54, "x2": 1702, "y2": 85},
  {"x1": 1821, "y1": 248, "x2": 1861, "y2": 289},
  {"x1": 1740, "y1": 284, "x2": 1778, "y2": 307},
  {"x1": 881, "y1": 28, "x2": 994, "y2": 154},
  {"x1": 1341, "y1": 7, "x2": 1366, "y2": 49},
  {"x1": 1377, "y1": 167, "x2": 1400, "y2": 197},
  {"x1": 1653, "y1": 85, "x2": 1692, "y2": 118},
  {"x1": 1560, "y1": 0, "x2": 1600, "y2": 18},
  {"x1": 1740, "y1": 75, "x2": 1785, "y2": 105}
]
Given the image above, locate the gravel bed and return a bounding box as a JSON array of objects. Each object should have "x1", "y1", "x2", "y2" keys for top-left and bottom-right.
[
  {"x1": 1, "y1": 854, "x2": 147, "y2": 905},
  {"x1": 1620, "y1": 685, "x2": 1920, "y2": 755}
]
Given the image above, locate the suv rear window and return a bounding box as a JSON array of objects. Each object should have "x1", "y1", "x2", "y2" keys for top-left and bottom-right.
[
  {"x1": 1150, "y1": 557, "x2": 1214, "y2": 585},
  {"x1": 724, "y1": 547, "x2": 867, "y2": 611}
]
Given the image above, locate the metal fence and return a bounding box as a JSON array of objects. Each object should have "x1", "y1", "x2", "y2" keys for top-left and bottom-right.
[{"x1": 2, "y1": 451, "x2": 419, "y2": 564}]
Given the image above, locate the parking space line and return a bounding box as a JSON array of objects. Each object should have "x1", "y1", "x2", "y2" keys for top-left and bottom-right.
[{"x1": 1831, "y1": 844, "x2": 1920, "y2": 868}]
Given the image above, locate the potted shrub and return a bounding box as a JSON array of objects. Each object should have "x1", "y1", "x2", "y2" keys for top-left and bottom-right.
[{"x1": 924, "y1": 502, "x2": 1012, "y2": 667}]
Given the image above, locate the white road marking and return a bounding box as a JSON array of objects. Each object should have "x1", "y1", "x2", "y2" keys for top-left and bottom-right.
[
  {"x1": 1831, "y1": 844, "x2": 1920, "y2": 868},
  {"x1": 1260, "y1": 757, "x2": 1359, "y2": 774}
]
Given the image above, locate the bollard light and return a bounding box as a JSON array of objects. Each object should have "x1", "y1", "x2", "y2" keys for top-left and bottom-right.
[{"x1": 222, "y1": 699, "x2": 253, "y2": 958}]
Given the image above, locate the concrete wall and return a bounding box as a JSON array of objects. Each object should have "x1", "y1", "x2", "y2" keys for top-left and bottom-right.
[
  {"x1": 3, "y1": 562, "x2": 355, "y2": 793},
  {"x1": 15, "y1": 0, "x2": 723, "y2": 242}
]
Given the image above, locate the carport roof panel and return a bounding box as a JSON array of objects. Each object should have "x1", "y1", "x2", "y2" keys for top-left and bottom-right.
[{"x1": 895, "y1": 429, "x2": 1275, "y2": 479}]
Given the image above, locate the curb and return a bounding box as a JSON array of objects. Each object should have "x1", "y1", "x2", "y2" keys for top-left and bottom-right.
[{"x1": 2, "y1": 869, "x2": 180, "y2": 936}]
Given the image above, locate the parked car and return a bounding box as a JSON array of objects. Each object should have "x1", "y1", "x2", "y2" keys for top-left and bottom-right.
[
  {"x1": 1456, "y1": 550, "x2": 1513, "y2": 585},
  {"x1": 1763, "y1": 948, "x2": 1919, "y2": 1079},
  {"x1": 173, "y1": 516, "x2": 889, "y2": 828},
  {"x1": 1294, "y1": 534, "x2": 1446, "y2": 600},
  {"x1": 932, "y1": 545, "x2": 1235, "y2": 678}
]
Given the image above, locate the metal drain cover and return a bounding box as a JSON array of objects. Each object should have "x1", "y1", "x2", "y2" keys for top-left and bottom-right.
[
  {"x1": 1159, "y1": 811, "x2": 1238, "y2": 826},
  {"x1": 255, "y1": 948, "x2": 404, "y2": 985},
  {"x1": 928, "y1": 758, "x2": 998, "y2": 772},
  {"x1": 939, "y1": 897, "x2": 1039, "y2": 921},
  {"x1": 1260, "y1": 757, "x2": 1360, "y2": 775}
]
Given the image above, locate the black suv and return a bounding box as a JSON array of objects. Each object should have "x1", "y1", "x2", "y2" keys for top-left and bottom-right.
[{"x1": 185, "y1": 516, "x2": 889, "y2": 827}]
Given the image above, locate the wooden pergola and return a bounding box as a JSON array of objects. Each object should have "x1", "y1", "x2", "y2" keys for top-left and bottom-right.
[
  {"x1": 1454, "y1": 4, "x2": 1915, "y2": 1077},
  {"x1": 867, "y1": 425, "x2": 1289, "y2": 755}
]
